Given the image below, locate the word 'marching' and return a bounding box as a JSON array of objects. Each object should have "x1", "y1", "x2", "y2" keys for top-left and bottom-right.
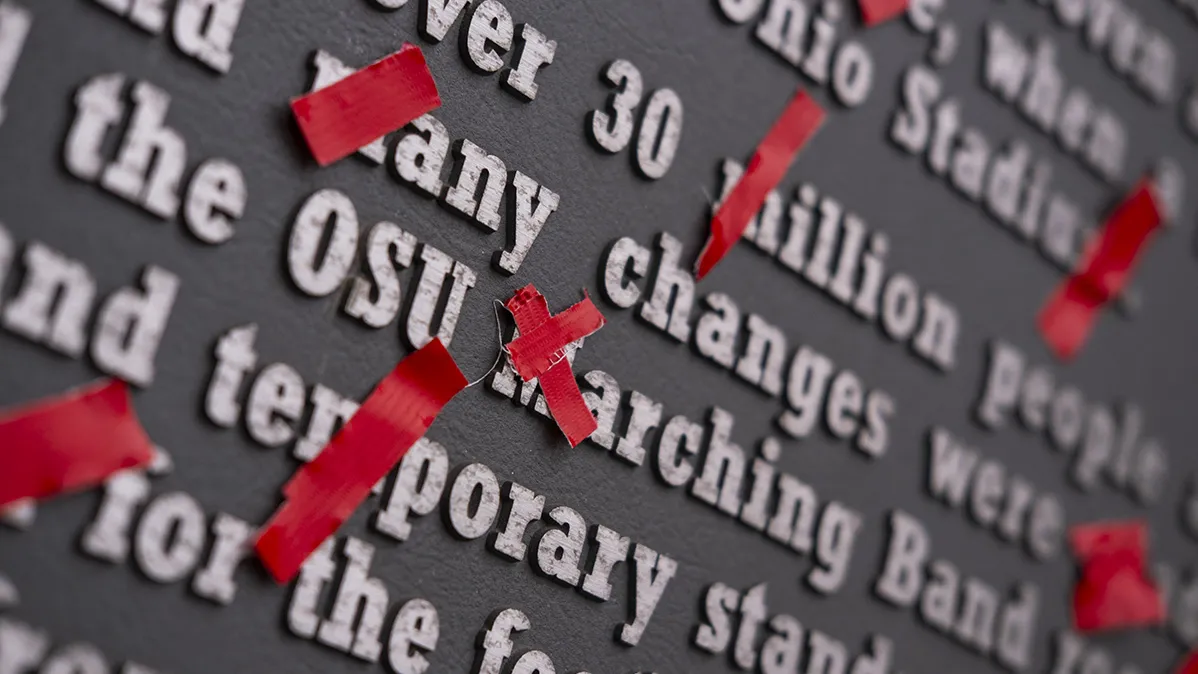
[{"x1": 92, "y1": 0, "x2": 245, "y2": 73}]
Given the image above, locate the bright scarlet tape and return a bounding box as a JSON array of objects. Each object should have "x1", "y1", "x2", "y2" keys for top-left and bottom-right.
[
  {"x1": 1069, "y1": 520, "x2": 1164, "y2": 633},
  {"x1": 255, "y1": 338, "x2": 466, "y2": 584},
  {"x1": 1038, "y1": 180, "x2": 1162, "y2": 360},
  {"x1": 506, "y1": 285, "x2": 603, "y2": 448},
  {"x1": 291, "y1": 43, "x2": 441, "y2": 167},
  {"x1": 507, "y1": 294, "x2": 605, "y2": 382},
  {"x1": 0, "y1": 379, "x2": 155, "y2": 509},
  {"x1": 695, "y1": 89, "x2": 825, "y2": 280}
]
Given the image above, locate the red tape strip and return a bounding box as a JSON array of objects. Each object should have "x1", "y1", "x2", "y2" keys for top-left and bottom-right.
[
  {"x1": 858, "y1": 0, "x2": 909, "y2": 26},
  {"x1": 507, "y1": 294, "x2": 605, "y2": 382},
  {"x1": 0, "y1": 379, "x2": 155, "y2": 509},
  {"x1": 291, "y1": 44, "x2": 441, "y2": 167},
  {"x1": 1176, "y1": 651, "x2": 1198, "y2": 674},
  {"x1": 254, "y1": 338, "x2": 466, "y2": 584},
  {"x1": 695, "y1": 89, "x2": 825, "y2": 280},
  {"x1": 506, "y1": 285, "x2": 602, "y2": 447},
  {"x1": 1038, "y1": 180, "x2": 1162, "y2": 360},
  {"x1": 1070, "y1": 520, "x2": 1147, "y2": 566},
  {"x1": 1068, "y1": 520, "x2": 1164, "y2": 633}
]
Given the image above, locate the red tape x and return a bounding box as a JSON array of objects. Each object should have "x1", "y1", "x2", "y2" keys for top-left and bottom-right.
[
  {"x1": 0, "y1": 379, "x2": 155, "y2": 509},
  {"x1": 255, "y1": 338, "x2": 467, "y2": 584},
  {"x1": 506, "y1": 285, "x2": 605, "y2": 447},
  {"x1": 1069, "y1": 520, "x2": 1164, "y2": 633}
]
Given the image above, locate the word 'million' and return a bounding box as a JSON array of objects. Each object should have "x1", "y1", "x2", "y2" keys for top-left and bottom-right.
[{"x1": 716, "y1": 158, "x2": 961, "y2": 373}]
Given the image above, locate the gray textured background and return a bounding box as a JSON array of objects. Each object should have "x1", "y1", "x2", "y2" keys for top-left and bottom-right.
[{"x1": 2, "y1": 0, "x2": 1198, "y2": 672}]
